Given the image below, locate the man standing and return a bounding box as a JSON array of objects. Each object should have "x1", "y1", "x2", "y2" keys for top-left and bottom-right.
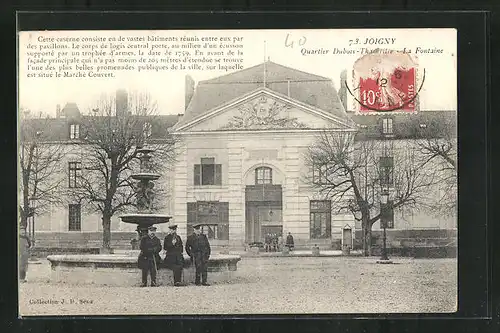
[
  {"x1": 138, "y1": 226, "x2": 161, "y2": 287},
  {"x1": 19, "y1": 228, "x2": 32, "y2": 283},
  {"x1": 286, "y1": 232, "x2": 295, "y2": 251},
  {"x1": 185, "y1": 224, "x2": 211, "y2": 286},
  {"x1": 163, "y1": 224, "x2": 184, "y2": 287}
]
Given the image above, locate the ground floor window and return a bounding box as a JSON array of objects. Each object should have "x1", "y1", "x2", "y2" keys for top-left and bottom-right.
[
  {"x1": 187, "y1": 201, "x2": 229, "y2": 240},
  {"x1": 68, "y1": 204, "x2": 81, "y2": 231},
  {"x1": 310, "y1": 200, "x2": 331, "y2": 239}
]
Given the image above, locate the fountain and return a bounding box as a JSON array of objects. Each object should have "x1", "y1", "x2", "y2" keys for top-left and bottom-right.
[
  {"x1": 47, "y1": 147, "x2": 241, "y2": 286},
  {"x1": 119, "y1": 147, "x2": 171, "y2": 237}
]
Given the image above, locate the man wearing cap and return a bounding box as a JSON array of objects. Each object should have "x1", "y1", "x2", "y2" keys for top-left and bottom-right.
[
  {"x1": 138, "y1": 226, "x2": 162, "y2": 287},
  {"x1": 163, "y1": 224, "x2": 185, "y2": 287},
  {"x1": 185, "y1": 224, "x2": 211, "y2": 286}
]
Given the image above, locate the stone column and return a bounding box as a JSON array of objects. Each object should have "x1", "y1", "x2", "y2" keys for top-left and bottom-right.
[
  {"x1": 227, "y1": 146, "x2": 245, "y2": 247},
  {"x1": 174, "y1": 149, "x2": 188, "y2": 241},
  {"x1": 283, "y1": 147, "x2": 308, "y2": 241}
]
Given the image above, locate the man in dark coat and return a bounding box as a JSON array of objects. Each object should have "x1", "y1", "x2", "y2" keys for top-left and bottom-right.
[
  {"x1": 163, "y1": 224, "x2": 184, "y2": 286},
  {"x1": 286, "y1": 232, "x2": 295, "y2": 251},
  {"x1": 185, "y1": 224, "x2": 211, "y2": 286},
  {"x1": 19, "y1": 228, "x2": 32, "y2": 283},
  {"x1": 138, "y1": 226, "x2": 162, "y2": 287}
]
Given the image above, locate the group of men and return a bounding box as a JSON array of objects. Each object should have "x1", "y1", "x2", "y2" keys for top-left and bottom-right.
[
  {"x1": 264, "y1": 232, "x2": 295, "y2": 252},
  {"x1": 138, "y1": 223, "x2": 211, "y2": 287}
]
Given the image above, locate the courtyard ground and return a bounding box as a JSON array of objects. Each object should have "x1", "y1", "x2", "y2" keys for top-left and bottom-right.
[{"x1": 19, "y1": 256, "x2": 457, "y2": 316}]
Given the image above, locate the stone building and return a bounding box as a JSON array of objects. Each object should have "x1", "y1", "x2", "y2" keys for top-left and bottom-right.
[{"x1": 21, "y1": 61, "x2": 457, "y2": 251}]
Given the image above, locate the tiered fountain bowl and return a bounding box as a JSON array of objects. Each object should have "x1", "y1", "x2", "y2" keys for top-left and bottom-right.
[{"x1": 47, "y1": 147, "x2": 241, "y2": 286}]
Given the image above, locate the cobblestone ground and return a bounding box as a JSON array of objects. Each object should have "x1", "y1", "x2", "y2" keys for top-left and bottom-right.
[{"x1": 19, "y1": 257, "x2": 457, "y2": 316}]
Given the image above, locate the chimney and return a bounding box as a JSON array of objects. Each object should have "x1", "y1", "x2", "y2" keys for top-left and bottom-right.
[
  {"x1": 56, "y1": 104, "x2": 61, "y2": 118},
  {"x1": 185, "y1": 75, "x2": 195, "y2": 111},
  {"x1": 116, "y1": 89, "x2": 128, "y2": 117},
  {"x1": 338, "y1": 69, "x2": 348, "y2": 112}
]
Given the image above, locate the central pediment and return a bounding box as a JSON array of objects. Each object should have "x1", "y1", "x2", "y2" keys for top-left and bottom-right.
[
  {"x1": 220, "y1": 96, "x2": 308, "y2": 130},
  {"x1": 173, "y1": 88, "x2": 355, "y2": 133}
]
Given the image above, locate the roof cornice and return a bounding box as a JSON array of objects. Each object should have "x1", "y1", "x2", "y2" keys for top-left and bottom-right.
[{"x1": 173, "y1": 87, "x2": 356, "y2": 132}]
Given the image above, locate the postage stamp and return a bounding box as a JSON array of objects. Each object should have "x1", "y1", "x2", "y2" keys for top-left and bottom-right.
[{"x1": 350, "y1": 50, "x2": 422, "y2": 113}]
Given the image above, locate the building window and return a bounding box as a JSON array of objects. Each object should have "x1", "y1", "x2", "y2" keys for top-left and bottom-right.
[
  {"x1": 255, "y1": 167, "x2": 272, "y2": 185},
  {"x1": 312, "y1": 164, "x2": 329, "y2": 185},
  {"x1": 194, "y1": 157, "x2": 222, "y2": 186},
  {"x1": 68, "y1": 204, "x2": 81, "y2": 231},
  {"x1": 143, "y1": 122, "x2": 152, "y2": 139},
  {"x1": 70, "y1": 124, "x2": 80, "y2": 139},
  {"x1": 382, "y1": 118, "x2": 393, "y2": 135},
  {"x1": 310, "y1": 200, "x2": 331, "y2": 239},
  {"x1": 187, "y1": 201, "x2": 229, "y2": 240},
  {"x1": 68, "y1": 161, "x2": 82, "y2": 188},
  {"x1": 379, "y1": 156, "x2": 394, "y2": 186}
]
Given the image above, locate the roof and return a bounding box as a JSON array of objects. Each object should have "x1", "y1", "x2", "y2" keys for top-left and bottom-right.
[
  {"x1": 60, "y1": 103, "x2": 81, "y2": 119},
  {"x1": 21, "y1": 114, "x2": 180, "y2": 142},
  {"x1": 175, "y1": 61, "x2": 349, "y2": 129},
  {"x1": 350, "y1": 110, "x2": 457, "y2": 140}
]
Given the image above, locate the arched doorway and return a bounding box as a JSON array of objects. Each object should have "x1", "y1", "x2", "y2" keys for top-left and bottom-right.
[{"x1": 245, "y1": 166, "x2": 283, "y2": 244}]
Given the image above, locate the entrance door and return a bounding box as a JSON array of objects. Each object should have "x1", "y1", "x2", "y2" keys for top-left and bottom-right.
[
  {"x1": 245, "y1": 205, "x2": 261, "y2": 243},
  {"x1": 245, "y1": 184, "x2": 282, "y2": 244}
]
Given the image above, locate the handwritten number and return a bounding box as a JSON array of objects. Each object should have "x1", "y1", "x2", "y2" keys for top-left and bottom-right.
[{"x1": 285, "y1": 34, "x2": 307, "y2": 48}]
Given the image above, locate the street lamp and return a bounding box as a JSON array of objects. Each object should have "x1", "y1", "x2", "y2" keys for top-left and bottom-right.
[{"x1": 377, "y1": 189, "x2": 393, "y2": 264}]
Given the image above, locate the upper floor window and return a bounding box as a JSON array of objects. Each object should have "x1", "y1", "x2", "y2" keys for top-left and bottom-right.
[
  {"x1": 68, "y1": 204, "x2": 82, "y2": 231},
  {"x1": 312, "y1": 164, "x2": 328, "y2": 185},
  {"x1": 70, "y1": 124, "x2": 80, "y2": 139},
  {"x1": 194, "y1": 157, "x2": 222, "y2": 186},
  {"x1": 382, "y1": 118, "x2": 393, "y2": 135},
  {"x1": 255, "y1": 167, "x2": 272, "y2": 185},
  {"x1": 143, "y1": 122, "x2": 152, "y2": 139},
  {"x1": 379, "y1": 156, "x2": 394, "y2": 186},
  {"x1": 68, "y1": 161, "x2": 82, "y2": 188}
]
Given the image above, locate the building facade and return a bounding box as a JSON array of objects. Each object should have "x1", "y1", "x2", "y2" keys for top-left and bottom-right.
[{"x1": 22, "y1": 61, "x2": 457, "y2": 250}]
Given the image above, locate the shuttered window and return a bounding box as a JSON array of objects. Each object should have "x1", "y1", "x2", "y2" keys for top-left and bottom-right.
[{"x1": 193, "y1": 157, "x2": 222, "y2": 186}]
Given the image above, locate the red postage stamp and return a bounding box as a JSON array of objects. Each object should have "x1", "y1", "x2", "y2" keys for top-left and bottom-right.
[{"x1": 352, "y1": 50, "x2": 421, "y2": 113}]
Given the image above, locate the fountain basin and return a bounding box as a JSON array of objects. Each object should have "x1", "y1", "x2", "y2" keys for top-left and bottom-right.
[
  {"x1": 47, "y1": 253, "x2": 241, "y2": 286},
  {"x1": 119, "y1": 213, "x2": 171, "y2": 226}
]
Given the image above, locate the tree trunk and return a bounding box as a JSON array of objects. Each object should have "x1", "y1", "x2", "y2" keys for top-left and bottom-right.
[
  {"x1": 102, "y1": 213, "x2": 112, "y2": 250},
  {"x1": 362, "y1": 218, "x2": 373, "y2": 256},
  {"x1": 20, "y1": 210, "x2": 28, "y2": 230}
]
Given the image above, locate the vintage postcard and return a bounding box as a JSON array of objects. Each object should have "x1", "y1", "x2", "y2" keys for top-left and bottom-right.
[{"x1": 18, "y1": 28, "x2": 457, "y2": 316}]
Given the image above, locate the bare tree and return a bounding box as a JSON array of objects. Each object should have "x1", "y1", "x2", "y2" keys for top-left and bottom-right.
[
  {"x1": 304, "y1": 129, "x2": 436, "y2": 256},
  {"x1": 18, "y1": 109, "x2": 66, "y2": 230},
  {"x1": 404, "y1": 112, "x2": 457, "y2": 216},
  {"x1": 68, "y1": 91, "x2": 177, "y2": 251}
]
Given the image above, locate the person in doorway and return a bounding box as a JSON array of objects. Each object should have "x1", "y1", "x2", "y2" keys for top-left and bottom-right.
[
  {"x1": 19, "y1": 228, "x2": 32, "y2": 283},
  {"x1": 277, "y1": 234, "x2": 283, "y2": 252},
  {"x1": 138, "y1": 226, "x2": 162, "y2": 287},
  {"x1": 286, "y1": 232, "x2": 295, "y2": 251},
  {"x1": 264, "y1": 233, "x2": 271, "y2": 252},
  {"x1": 185, "y1": 224, "x2": 211, "y2": 286},
  {"x1": 163, "y1": 224, "x2": 185, "y2": 287},
  {"x1": 272, "y1": 234, "x2": 279, "y2": 252}
]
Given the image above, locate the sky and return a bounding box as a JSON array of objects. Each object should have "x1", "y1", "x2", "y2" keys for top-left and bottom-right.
[{"x1": 18, "y1": 29, "x2": 457, "y2": 116}]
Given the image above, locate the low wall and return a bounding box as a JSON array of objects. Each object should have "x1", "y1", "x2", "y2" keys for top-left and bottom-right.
[{"x1": 353, "y1": 228, "x2": 457, "y2": 258}]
